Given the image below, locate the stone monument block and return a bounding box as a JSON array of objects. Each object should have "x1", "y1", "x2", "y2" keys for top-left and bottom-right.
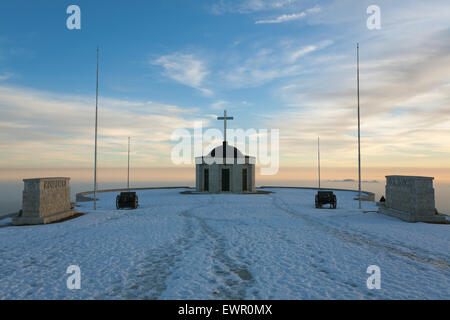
[
  {"x1": 13, "y1": 177, "x2": 78, "y2": 225},
  {"x1": 380, "y1": 175, "x2": 446, "y2": 223}
]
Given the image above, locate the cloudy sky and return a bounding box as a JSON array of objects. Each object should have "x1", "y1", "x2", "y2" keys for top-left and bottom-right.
[{"x1": 0, "y1": 0, "x2": 449, "y2": 179}]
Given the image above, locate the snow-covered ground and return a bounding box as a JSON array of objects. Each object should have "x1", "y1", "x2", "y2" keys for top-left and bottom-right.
[{"x1": 0, "y1": 188, "x2": 448, "y2": 299}]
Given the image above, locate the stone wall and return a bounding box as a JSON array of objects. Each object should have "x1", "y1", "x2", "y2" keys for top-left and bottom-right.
[
  {"x1": 13, "y1": 177, "x2": 77, "y2": 225},
  {"x1": 381, "y1": 175, "x2": 446, "y2": 223},
  {"x1": 385, "y1": 176, "x2": 435, "y2": 216}
]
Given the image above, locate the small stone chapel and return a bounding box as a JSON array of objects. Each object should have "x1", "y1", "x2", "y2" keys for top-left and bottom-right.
[{"x1": 195, "y1": 110, "x2": 256, "y2": 193}]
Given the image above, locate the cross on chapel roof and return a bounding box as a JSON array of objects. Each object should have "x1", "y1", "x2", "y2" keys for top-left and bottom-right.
[{"x1": 217, "y1": 110, "x2": 233, "y2": 143}]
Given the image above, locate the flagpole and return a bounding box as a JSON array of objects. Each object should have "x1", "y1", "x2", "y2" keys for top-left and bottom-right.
[
  {"x1": 94, "y1": 46, "x2": 99, "y2": 210},
  {"x1": 318, "y1": 136, "x2": 321, "y2": 190},
  {"x1": 127, "y1": 137, "x2": 130, "y2": 190},
  {"x1": 357, "y1": 43, "x2": 362, "y2": 209}
]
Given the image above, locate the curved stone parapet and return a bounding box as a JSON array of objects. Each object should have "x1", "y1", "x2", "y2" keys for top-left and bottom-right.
[
  {"x1": 76, "y1": 186, "x2": 193, "y2": 202},
  {"x1": 259, "y1": 186, "x2": 375, "y2": 201}
]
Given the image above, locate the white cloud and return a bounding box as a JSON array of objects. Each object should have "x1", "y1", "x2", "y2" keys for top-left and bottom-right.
[
  {"x1": 255, "y1": 6, "x2": 320, "y2": 24},
  {"x1": 264, "y1": 27, "x2": 450, "y2": 167},
  {"x1": 211, "y1": 100, "x2": 229, "y2": 110},
  {"x1": 211, "y1": 0, "x2": 299, "y2": 15},
  {"x1": 0, "y1": 86, "x2": 211, "y2": 167},
  {"x1": 256, "y1": 12, "x2": 306, "y2": 24},
  {"x1": 221, "y1": 39, "x2": 332, "y2": 88},
  {"x1": 198, "y1": 87, "x2": 214, "y2": 97},
  {"x1": 289, "y1": 45, "x2": 317, "y2": 61},
  {"x1": 153, "y1": 53, "x2": 213, "y2": 96},
  {"x1": 0, "y1": 72, "x2": 14, "y2": 81},
  {"x1": 289, "y1": 40, "x2": 332, "y2": 62}
]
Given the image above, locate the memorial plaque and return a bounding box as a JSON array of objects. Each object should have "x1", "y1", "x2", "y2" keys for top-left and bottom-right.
[
  {"x1": 13, "y1": 177, "x2": 78, "y2": 225},
  {"x1": 380, "y1": 175, "x2": 446, "y2": 223}
]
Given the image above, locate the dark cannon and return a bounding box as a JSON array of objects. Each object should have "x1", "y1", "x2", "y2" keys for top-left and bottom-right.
[
  {"x1": 116, "y1": 192, "x2": 138, "y2": 209},
  {"x1": 315, "y1": 191, "x2": 337, "y2": 209}
]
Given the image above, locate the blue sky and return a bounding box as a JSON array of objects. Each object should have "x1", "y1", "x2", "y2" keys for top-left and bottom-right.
[
  {"x1": 1, "y1": 1, "x2": 335, "y2": 110},
  {"x1": 0, "y1": 0, "x2": 449, "y2": 172}
]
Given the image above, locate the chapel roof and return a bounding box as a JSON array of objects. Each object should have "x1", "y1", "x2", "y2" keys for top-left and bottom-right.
[
  {"x1": 195, "y1": 141, "x2": 255, "y2": 164},
  {"x1": 207, "y1": 141, "x2": 245, "y2": 158}
]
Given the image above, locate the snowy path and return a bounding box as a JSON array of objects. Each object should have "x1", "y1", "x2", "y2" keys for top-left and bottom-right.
[{"x1": 0, "y1": 188, "x2": 448, "y2": 299}]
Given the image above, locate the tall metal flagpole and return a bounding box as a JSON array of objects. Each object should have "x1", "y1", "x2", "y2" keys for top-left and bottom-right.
[
  {"x1": 357, "y1": 43, "x2": 362, "y2": 209},
  {"x1": 94, "y1": 46, "x2": 99, "y2": 210},
  {"x1": 318, "y1": 136, "x2": 321, "y2": 190},
  {"x1": 127, "y1": 137, "x2": 130, "y2": 190}
]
